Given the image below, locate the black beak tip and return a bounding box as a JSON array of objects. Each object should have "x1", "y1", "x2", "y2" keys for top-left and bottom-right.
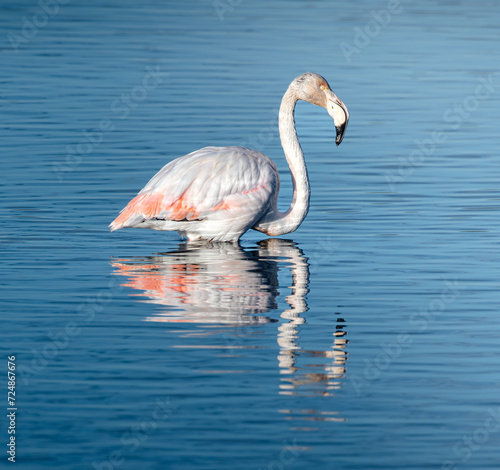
[{"x1": 335, "y1": 126, "x2": 345, "y2": 146}]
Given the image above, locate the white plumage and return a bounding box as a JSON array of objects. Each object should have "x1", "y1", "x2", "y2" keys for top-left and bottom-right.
[{"x1": 110, "y1": 72, "x2": 349, "y2": 242}]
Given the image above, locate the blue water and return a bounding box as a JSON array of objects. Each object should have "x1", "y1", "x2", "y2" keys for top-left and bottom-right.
[{"x1": 2, "y1": 1, "x2": 500, "y2": 468}]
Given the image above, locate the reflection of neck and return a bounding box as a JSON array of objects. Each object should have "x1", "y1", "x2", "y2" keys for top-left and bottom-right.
[
  {"x1": 255, "y1": 86, "x2": 310, "y2": 236},
  {"x1": 280, "y1": 242, "x2": 309, "y2": 321},
  {"x1": 260, "y1": 240, "x2": 309, "y2": 371}
]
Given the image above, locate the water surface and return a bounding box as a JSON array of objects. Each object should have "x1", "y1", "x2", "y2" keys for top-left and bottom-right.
[{"x1": 2, "y1": 1, "x2": 500, "y2": 469}]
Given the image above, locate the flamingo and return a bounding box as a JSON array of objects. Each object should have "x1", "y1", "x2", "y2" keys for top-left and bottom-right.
[{"x1": 110, "y1": 72, "x2": 349, "y2": 242}]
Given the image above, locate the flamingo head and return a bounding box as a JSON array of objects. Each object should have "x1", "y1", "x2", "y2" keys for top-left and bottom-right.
[{"x1": 293, "y1": 72, "x2": 349, "y2": 145}]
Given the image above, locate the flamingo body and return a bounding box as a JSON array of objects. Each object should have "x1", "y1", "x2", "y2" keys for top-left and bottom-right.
[
  {"x1": 110, "y1": 72, "x2": 349, "y2": 242},
  {"x1": 110, "y1": 146, "x2": 279, "y2": 241}
]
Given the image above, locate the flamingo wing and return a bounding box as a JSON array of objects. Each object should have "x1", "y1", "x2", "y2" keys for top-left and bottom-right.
[{"x1": 110, "y1": 146, "x2": 278, "y2": 231}]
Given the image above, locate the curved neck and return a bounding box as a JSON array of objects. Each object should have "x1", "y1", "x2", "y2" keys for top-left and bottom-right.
[{"x1": 256, "y1": 86, "x2": 310, "y2": 236}]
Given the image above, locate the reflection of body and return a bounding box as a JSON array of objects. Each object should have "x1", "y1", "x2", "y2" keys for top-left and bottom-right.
[
  {"x1": 112, "y1": 241, "x2": 280, "y2": 324},
  {"x1": 110, "y1": 73, "x2": 348, "y2": 241},
  {"x1": 112, "y1": 239, "x2": 348, "y2": 395}
]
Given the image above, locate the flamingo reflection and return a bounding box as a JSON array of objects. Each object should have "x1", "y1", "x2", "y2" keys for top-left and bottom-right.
[{"x1": 111, "y1": 239, "x2": 348, "y2": 396}]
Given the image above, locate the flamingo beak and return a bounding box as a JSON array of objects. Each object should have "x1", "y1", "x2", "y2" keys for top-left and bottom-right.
[{"x1": 326, "y1": 91, "x2": 349, "y2": 145}]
